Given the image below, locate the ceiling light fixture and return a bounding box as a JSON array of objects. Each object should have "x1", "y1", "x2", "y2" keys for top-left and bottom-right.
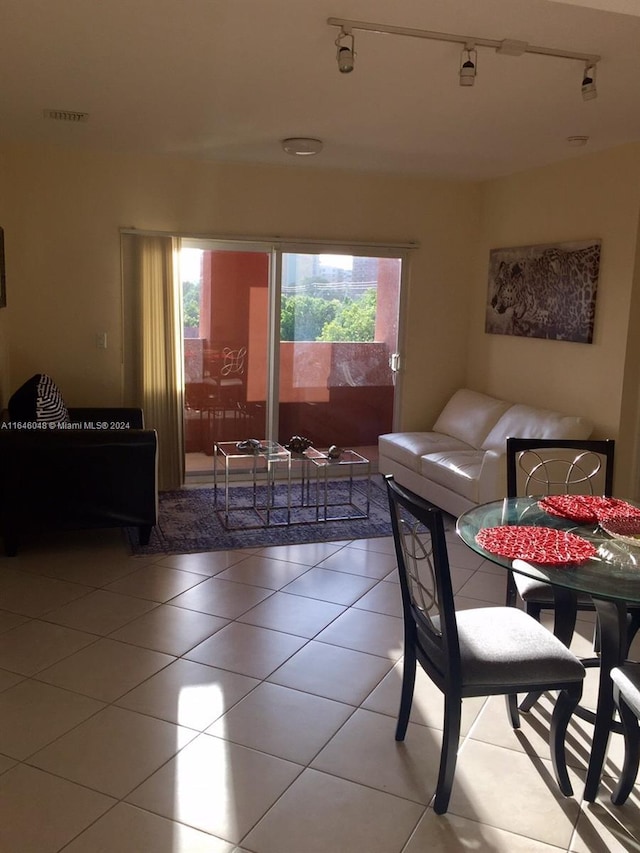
[
  {"x1": 281, "y1": 137, "x2": 323, "y2": 156},
  {"x1": 459, "y1": 45, "x2": 477, "y2": 87},
  {"x1": 335, "y1": 27, "x2": 355, "y2": 73},
  {"x1": 327, "y1": 17, "x2": 600, "y2": 100},
  {"x1": 567, "y1": 135, "x2": 589, "y2": 146},
  {"x1": 581, "y1": 63, "x2": 597, "y2": 100}
]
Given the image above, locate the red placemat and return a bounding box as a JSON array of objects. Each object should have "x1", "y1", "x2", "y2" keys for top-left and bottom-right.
[
  {"x1": 476, "y1": 525, "x2": 596, "y2": 565},
  {"x1": 539, "y1": 495, "x2": 640, "y2": 524}
]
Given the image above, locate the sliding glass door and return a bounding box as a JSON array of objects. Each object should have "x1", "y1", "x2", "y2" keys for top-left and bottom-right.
[
  {"x1": 180, "y1": 241, "x2": 404, "y2": 474},
  {"x1": 278, "y1": 250, "x2": 402, "y2": 457}
]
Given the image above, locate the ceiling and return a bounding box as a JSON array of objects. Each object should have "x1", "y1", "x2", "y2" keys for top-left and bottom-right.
[{"x1": 2, "y1": 0, "x2": 640, "y2": 180}]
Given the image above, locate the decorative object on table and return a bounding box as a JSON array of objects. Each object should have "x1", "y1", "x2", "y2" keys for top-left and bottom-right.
[
  {"x1": 285, "y1": 435, "x2": 313, "y2": 454},
  {"x1": 600, "y1": 515, "x2": 640, "y2": 547},
  {"x1": 327, "y1": 445, "x2": 343, "y2": 460},
  {"x1": 235, "y1": 438, "x2": 264, "y2": 452},
  {"x1": 485, "y1": 239, "x2": 600, "y2": 343}
]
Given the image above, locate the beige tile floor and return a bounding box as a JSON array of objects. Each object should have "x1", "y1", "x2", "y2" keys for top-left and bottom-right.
[{"x1": 0, "y1": 523, "x2": 639, "y2": 852}]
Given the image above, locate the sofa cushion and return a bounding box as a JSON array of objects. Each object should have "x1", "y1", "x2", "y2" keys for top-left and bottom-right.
[
  {"x1": 481, "y1": 404, "x2": 593, "y2": 452},
  {"x1": 420, "y1": 450, "x2": 485, "y2": 504},
  {"x1": 432, "y1": 389, "x2": 511, "y2": 449},
  {"x1": 8, "y1": 374, "x2": 70, "y2": 424},
  {"x1": 379, "y1": 431, "x2": 473, "y2": 473}
]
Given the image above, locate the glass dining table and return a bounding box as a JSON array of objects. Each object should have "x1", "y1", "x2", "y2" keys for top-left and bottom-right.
[{"x1": 457, "y1": 495, "x2": 640, "y2": 802}]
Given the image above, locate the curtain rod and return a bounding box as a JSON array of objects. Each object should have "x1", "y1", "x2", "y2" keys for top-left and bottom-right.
[{"x1": 119, "y1": 227, "x2": 419, "y2": 251}]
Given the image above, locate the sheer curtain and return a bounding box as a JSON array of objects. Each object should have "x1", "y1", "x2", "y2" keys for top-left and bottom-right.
[{"x1": 122, "y1": 233, "x2": 184, "y2": 490}]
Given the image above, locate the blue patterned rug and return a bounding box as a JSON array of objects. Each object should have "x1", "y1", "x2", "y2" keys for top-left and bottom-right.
[{"x1": 128, "y1": 475, "x2": 392, "y2": 555}]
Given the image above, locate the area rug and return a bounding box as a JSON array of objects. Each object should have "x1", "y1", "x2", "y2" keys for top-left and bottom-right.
[{"x1": 128, "y1": 475, "x2": 392, "y2": 556}]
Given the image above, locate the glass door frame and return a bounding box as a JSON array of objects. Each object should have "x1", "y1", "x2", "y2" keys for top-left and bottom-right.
[
  {"x1": 180, "y1": 236, "x2": 410, "y2": 452},
  {"x1": 273, "y1": 240, "x2": 410, "y2": 444}
]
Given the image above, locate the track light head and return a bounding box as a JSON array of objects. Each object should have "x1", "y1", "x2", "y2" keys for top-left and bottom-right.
[
  {"x1": 582, "y1": 63, "x2": 597, "y2": 100},
  {"x1": 459, "y1": 46, "x2": 477, "y2": 87},
  {"x1": 335, "y1": 28, "x2": 355, "y2": 73}
]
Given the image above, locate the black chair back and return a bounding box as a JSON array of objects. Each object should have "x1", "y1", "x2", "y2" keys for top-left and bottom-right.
[
  {"x1": 504, "y1": 437, "x2": 616, "y2": 679},
  {"x1": 506, "y1": 437, "x2": 615, "y2": 499},
  {"x1": 386, "y1": 474, "x2": 461, "y2": 691}
]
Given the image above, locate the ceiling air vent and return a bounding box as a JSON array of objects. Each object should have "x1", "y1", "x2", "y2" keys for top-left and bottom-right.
[{"x1": 43, "y1": 109, "x2": 89, "y2": 123}]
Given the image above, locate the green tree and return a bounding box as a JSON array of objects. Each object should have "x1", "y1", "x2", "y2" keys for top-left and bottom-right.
[
  {"x1": 182, "y1": 280, "x2": 200, "y2": 329},
  {"x1": 318, "y1": 289, "x2": 377, "y2": 342},
  {"x1": 280, "y1": 294, "x2": 339, "y2": 341}
]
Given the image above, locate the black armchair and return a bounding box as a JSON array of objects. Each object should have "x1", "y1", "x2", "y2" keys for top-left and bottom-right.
[{"x1": 0, "y1": 406, "x2": 158, "y2": 556}]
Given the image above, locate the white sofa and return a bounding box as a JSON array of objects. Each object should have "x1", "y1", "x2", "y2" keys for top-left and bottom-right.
[{"x1": 378, "y1": 388, "x2": 593, "y2": 518}]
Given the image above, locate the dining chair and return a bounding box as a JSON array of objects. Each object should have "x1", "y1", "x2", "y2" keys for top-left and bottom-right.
[
  {"x1": 385, "y1": 474, "x2": 585, "y2": 814},
  {"x1": 505, "y1": 437, "x2": 616, "y2": 649},
  {"x1": 610, "y1": 663, "x2": 640, "y2": 805}
]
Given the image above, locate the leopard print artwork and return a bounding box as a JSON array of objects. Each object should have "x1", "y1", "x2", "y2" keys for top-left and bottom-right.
[{"x1": 485, "y1": 241, "x2": 601, "y2": 343}]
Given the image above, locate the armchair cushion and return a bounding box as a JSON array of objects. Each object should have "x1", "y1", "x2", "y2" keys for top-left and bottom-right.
[{"x1": 8, "y1": 373, "x2": 70, "y2": 424}]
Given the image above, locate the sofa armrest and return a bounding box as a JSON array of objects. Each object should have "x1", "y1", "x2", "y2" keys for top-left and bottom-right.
[{"x1": 477, "y1": 449, "x2": 507, "y2": 504}]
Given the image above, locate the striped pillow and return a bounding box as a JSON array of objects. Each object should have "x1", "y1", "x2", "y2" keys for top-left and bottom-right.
[
  {"x1": 7, "y1": 373, "x2": 70, "y2": 424},
  {"x1": 35, "y1": 374, "x2": 70, "y2": 423}
]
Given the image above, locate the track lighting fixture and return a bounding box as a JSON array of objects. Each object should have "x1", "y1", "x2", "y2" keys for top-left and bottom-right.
[
  {"x1": 459, "y1": 46, "x2": 477, "y2": 87},
  {"x1": 581, "y1": 63, "x2": 597, "y2": 100},
  {"x1": 335, "y1": 27, "x2": 355, "y2": 73},
  {"x1": 327, "y1": 17, "x2": 601, "y2": 101}
]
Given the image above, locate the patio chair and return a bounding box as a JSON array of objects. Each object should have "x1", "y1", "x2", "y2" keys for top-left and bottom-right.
[
  {"x1": 207, "y1": 346, "x2": 248, "y2": 440},
  {"x1": 385, "y1": 475, "x2": 585, "y2": 814},
  {"x1": 610, "y1": 663, "x2": 640, "y2": 805}
]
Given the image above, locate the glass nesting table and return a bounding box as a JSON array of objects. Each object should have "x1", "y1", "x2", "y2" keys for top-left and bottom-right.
[
  {"x1": 302, "y1": 447, "x2": 371, "y2": 522},
  {"x1": 213, "y1": 441, "x2": 370, "y2": 529},
  {"x1": 213, "y1": 440, "x2": 291, "y2": 529}
]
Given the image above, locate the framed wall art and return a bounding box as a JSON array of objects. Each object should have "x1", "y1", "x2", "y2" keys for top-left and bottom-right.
[{"x1": 485, "y1": 239, "x2": 601, "y2": 343}]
